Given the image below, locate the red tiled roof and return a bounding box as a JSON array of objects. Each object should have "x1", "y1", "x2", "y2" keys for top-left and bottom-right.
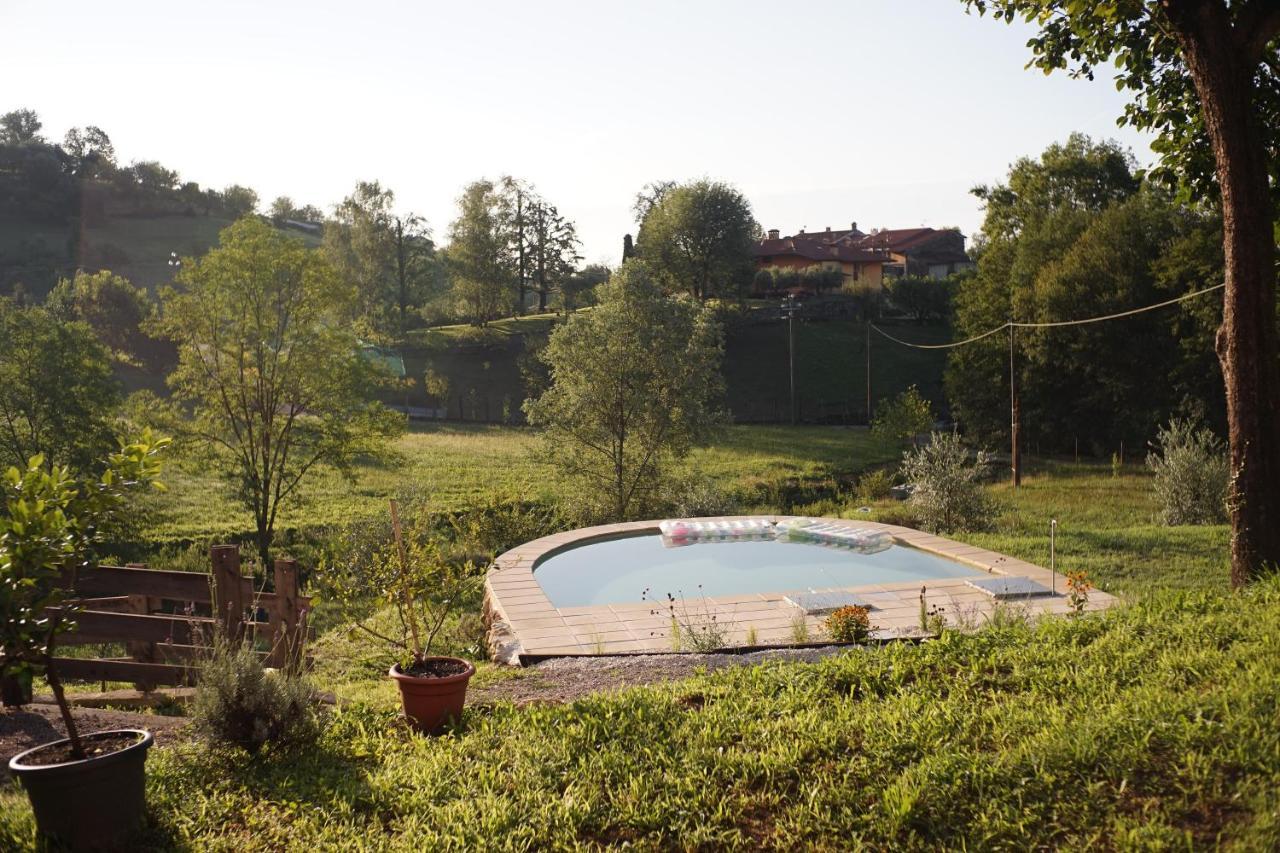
[
  {"x1": 851, "y1": 228, "x2": 939, "y2": 252},
  {"x1": 754, "y1": 234, "x2": 888, "y2": 264},
  {"x1": 756, "y1": 226, "x2": 968, "y2": 264}
]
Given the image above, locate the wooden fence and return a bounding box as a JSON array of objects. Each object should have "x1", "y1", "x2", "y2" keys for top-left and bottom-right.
[{"x1": 48, "y1": 545, "x2": 310, "y2": 689}]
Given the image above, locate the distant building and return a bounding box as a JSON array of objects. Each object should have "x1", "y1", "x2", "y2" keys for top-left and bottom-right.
[{"x1": 753, "y1": 222, "x2": 972, "y2": 291}]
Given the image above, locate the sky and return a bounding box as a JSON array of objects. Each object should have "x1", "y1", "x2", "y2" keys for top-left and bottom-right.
[{"x1": 2, "y1": 0, "x2": 1155, "y2": 265}]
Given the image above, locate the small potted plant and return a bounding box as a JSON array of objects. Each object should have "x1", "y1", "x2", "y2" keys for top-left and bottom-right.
[
  {"x1": 325, "y1": 499, "x2": 481, "y2": 733},
  {"x1": 2, "y1": 434, "x2": 168, "y2": 849}
]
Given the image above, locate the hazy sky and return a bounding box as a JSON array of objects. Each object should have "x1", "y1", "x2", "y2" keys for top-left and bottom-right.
[{"x1": 3, "y1": 0, "x2": 1154, "y2": 264}]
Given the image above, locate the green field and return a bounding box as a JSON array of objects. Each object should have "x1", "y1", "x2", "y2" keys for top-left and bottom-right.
[
  {"x1": 138, "y1": 423, "x2": 899, "y2": 546},
  {"x1": 4, "y1": 461, "x2": 1266, "y2": 850}
]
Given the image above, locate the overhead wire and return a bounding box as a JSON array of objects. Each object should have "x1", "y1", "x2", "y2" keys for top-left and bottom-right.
[{"x1": 870, "y1": 282, "x2": 1224, "y2": 350}]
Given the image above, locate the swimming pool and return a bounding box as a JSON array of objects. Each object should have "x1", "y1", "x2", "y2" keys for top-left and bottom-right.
[{"x1": 533, "y1": 530, "x2": 984, "y2": 607}]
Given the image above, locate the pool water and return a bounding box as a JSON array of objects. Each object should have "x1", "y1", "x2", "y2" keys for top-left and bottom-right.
[{"x1": 533, "y1": 532, "x2": 983, "y2": 607}]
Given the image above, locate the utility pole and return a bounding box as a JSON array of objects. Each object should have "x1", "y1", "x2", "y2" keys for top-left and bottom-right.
[
  {"x1": 865, "y1": 321, "x2": 873, "y2": 425},
  {"x1": 782, "y1": 295, "x2": 798, "y2": 425},
  {"x1": 1009, "y1": 322, "x2": 1022, "y2": 487}
]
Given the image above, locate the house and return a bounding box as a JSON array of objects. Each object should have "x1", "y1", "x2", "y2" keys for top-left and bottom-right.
[{"x1": 753, "y1": 222, "x2": 972, "y2": 291}]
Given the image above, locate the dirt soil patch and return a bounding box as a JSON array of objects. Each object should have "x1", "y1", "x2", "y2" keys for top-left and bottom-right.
[
  {"x1": 0, "y1": 705, "x2": 188, "y2": 779},
  {"x1": 468, "y1": 645, "x2": 859, "y2": 706}
]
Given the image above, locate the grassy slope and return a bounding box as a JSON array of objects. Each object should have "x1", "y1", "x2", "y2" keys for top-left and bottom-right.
[
  {"x1": 0, "y1": 213, "x2": 320, "y2": 296},
  {"x1": 4, "y1": 464, "x2": 1267, "y2": 848},
  {"x1": 139, "y1": 423, "x2": 897, "y2": 545}
]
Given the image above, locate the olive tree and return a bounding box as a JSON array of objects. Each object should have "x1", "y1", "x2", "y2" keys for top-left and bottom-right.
[
  {"x1": 524, "y1": 261, "x2": 724, "y2": 521},
  {"x1": 152, "y1": 219, "x2": 403, "y2": 568}
]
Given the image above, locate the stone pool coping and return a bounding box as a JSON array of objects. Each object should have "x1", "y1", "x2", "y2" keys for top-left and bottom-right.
[{"x1": 483, "y1": 516, "x2": 1117, "y2": 664}]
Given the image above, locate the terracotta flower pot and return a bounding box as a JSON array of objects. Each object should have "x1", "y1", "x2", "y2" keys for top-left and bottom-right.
[
  {"x1": 9, "y1": 728, "x2": 154, "y2": 849},
  {"x1": 389, "y1": 657, "x2": 475, "y2": 734}
]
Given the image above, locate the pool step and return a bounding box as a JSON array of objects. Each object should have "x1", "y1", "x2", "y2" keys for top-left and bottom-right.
[
  {"x1": 785, "y1": 591, "x2": 875, "y2": 615},
  {"x1": 965, "y1": 576, "x2": 1054, "y2": 599}
]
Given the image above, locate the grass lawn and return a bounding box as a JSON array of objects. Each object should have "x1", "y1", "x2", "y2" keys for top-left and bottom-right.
[
  {"x1": 6, "y1": 450, "x2": 1262, "y2": 849},
  {"x1": 138, "y1": 423, "x2": 898, "y2": 546},
  {"x1": 4, "y1": 582, "x2": 1273, "y2": 849}
]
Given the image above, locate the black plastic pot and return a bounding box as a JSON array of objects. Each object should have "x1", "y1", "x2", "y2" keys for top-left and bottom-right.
[{"x1": 8, "y1": 728, "x2": 154, "y2": 850}]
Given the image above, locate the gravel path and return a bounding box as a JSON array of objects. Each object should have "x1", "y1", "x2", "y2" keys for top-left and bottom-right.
[
  {"x1": 0, "y1": 705, "x2": 189, "y2": 779},
  {"x1": 468, "y1": 645, "x2": 857, "y2": 706}
]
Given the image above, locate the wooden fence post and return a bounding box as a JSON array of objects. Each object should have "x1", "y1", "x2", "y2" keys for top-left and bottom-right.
[
  {"x1": 210, "y1": 545, "x2": 244, "y2": 643},
  {"x1": 268, "y1": 558, "x2": 300, "y2": 669},
  {"x1": 125, "y1": 593, "x2": 156, "y2": 691}
]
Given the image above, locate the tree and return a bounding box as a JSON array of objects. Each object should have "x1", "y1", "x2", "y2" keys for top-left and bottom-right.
[
  {"x1": 151, "y1": 219, "x2": 403, "y2": 568},
  {"x1": 872, "y1": 386, "x2": 935, "y2": 447},
  {"x1": 269, "y1": 195, "x2": 297, "y2": 223},
  {"x1": 219, "y1": 184, "x2": 259, "y2": 218},
  {"x1": 126, "y1": 160, "x2": 180, "y2": 194},
  {"x1": 632, "y1": 179, "x2": 677, "y2": 224},
  {"x1": 885, "y1": 275, "x2": 957, "y2": 323},
  {"x1": 447, "y1": 180, "x2": 514, "y2": 326},
  {"x1": 528, "y1": 198, "x2": 581, "y2": 313},
  {"x1": 965, "y1": 0, "x2": 1280, "y2": 585},
  {"x1": 498, "y1": 177, "x2": 534, "y2": 313},
  {"x1": 0, "y1": 300, "x2": 121, "y2": 472},
  {"x1": 62, "y1": 126, "x2": 116, "y2": 179},
  {"x1": 388, "y1": 212, "x2": 438, "y2": 334},
  {"x1": 557, "y1": 263, "x2": 610, "y2": 314},
  {"x1": 326, "y1": 181, "x2": 396, "y2": 330},
  {"x1": 947, "y1": 135, "x2": 1145, "y2": 443},
  {"x1": 0, "y1": 109, "x2": 43, "y2": 145},
  {"x1": 524, "y1": 261, "x2": 724, "y2": 521},
  {"x1": 45, "y1": 269, "x2": 152, "y2": 362},
  {"x1": 636, "y1": 179, "x2": 760, "y2": 300},
  {"x1": 326, "y1": 181, "x2": 437, "y2": 336}
]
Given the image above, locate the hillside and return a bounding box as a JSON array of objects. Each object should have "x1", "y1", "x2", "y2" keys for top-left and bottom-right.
[{"x1": 0, "y1": 212, "x2": 320, "y2": 299}]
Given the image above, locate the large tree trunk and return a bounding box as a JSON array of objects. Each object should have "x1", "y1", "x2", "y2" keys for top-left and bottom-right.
[{"x1": 1165, "y1": 0, "x2": 1280, "y2": 586}]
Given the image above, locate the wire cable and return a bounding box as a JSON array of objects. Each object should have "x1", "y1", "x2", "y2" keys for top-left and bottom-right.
[
  {"x1": 1011, "y1": 282, "x2": 1225, "y2": 329},
  {"x1": 870, "y1": 322, "x2": 1009, "y2": 350},
  {"x1": 870, "y1": 282, "x2": 1224, "y2": 350}
]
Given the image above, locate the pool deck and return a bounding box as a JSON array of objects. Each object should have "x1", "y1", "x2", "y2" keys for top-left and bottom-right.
[{"x1": 484, "y1": 516, "x2": 1118, "y2": 664}]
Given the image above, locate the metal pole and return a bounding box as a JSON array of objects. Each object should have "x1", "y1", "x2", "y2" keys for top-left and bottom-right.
[
  {"x1": 1009, "y1": 322, "x2": 1021, "y2": 487},
  {"x1": 782, "y1": 296, "x2": 797, "y2": 426},
  {"x1": 1049, "y1": 518, "x2": 1057, "y2": 595},
  {"x1": 789, "y1": 308, "x2": 796, "y2": 425},
  {"x1": 865, "y1": 321, "x2": 872, "y2": 425}
]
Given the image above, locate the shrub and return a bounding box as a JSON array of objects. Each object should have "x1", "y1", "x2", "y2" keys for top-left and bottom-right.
[
  {"x1": 192, "y1": 637, "x2": 319, "y2": 754},
  {"x1": 824, "y1": 605, "x2": 872, "y2": 643},
  {"x1": 1146, "y1": 419, "x2": 1228, "y2": 525},
  {"x1": 664, "y1": 473, "x2": 738, "y2": 519},
  {"x1": 855, "y1": 468, "x2": 895, "y2": 503},
  {"x1": 871, "y1": 386, "x2": 934, "y2": 447},
  {"x1": 900, "y1": 432, "x2": 994, "y2": 533}
]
